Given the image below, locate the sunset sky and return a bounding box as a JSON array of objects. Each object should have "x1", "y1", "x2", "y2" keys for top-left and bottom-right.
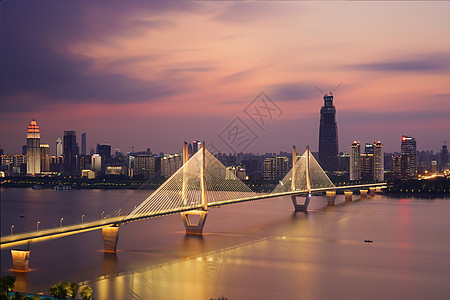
[{"x1": 1, "y1": 1, "x2": 449, "y2": 155}]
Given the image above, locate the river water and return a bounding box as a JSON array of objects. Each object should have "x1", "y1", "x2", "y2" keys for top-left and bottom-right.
[{"x1": 1, "y1": 188, "x2": 450, "y2": 300}]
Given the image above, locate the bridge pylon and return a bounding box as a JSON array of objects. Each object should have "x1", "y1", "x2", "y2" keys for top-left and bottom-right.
[
  {"x1": 102, "y1": 225, "x2": 119, "y2": 252},
  {"x1": 291, "y1": 145, "x2": 312, "y2": 211},
  {"x1": 180, "y1": 141, "x2": 208, "y2": 235}
]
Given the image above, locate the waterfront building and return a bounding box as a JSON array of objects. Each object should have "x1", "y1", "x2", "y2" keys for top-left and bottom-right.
[
  {"x1": 373, "y1": 141, "x2": 384, "y2": 181},
  {"x1": 50, "y1": 156, "x2": 63, "y2": 174},
  {"x1": 63, "y1": 131, "x2": 78, "y2": 176},
  {"x1": 318, "y1": 94, "x2": 339, "y2": 171},
  {"x1": 360, "y1": 153, "x2": 374, "y2": 181},
  {"x1": 79, "y1": 155, "x2": 92, "y2": 171},
  {"x1": 401, "y1": 135, "x2": 417, "y2": 177},
  {"x1": 40, "y1": 144, "x2": 50, "y2": 173},
  {"x1": 106, "y1": 166, "x2": 127, "y2": 176},
  {"x1": 56, "y1": 137, "x2": 63, "y2": 156},
  {"x1": 27, "y1": 119, "x2": 41, "y2": 176},
  {"x1": 92, "y1": 154, "x2": 102, "y2": 174},
  {"x1": 81, "y1": 169, "x2": 95, "y2": 179},
  {"x1": 392, "y1": 154, "x2": 409, "y2": 179},
  {"x1": 13, "y1": 155, "x2": 27, "y2": 175},
  {"x1": 350, "y1": 141, "x2": 361, "y2": 181},
  {"x1": 134, "y1": 155, "x2": 160, "y2": 178}
]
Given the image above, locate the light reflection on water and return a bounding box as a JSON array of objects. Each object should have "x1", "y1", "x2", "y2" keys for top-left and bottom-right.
[{"x1": 2, "y1": 189, "x2": 450, "y2": 299}]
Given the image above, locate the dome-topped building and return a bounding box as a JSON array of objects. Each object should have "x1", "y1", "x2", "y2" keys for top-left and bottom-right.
[{"x1": 27, "y1": 119, "x2": 41, "y2": 175}]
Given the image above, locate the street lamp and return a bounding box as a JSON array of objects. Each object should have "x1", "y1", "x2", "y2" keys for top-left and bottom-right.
[
  {"x1": 11, "y1": 225, "x2": 14, "y2": 236},
  {"x1": 37, "y1": 221, "x2": 40, "y2": 232},
  {"x1": 82, "y1": 214, "x2": 85, "y2": 224},
  {"x1": 60, "y1": 218, "x2": 64, "y2": 228},
  {"x1": 101, "y1": 211, "x2": 104, "y2": 219}
]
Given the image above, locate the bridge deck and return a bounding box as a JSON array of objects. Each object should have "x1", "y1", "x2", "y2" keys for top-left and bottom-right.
[{"x1": 1, "y1": 183, "x2": 386, "y2": 249}]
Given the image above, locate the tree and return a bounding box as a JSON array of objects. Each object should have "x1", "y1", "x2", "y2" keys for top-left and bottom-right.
[
  {"x1": 79, "y1": 286, "x2": 93, "y2": 300},
  {"x1": 0, "y1": 276, "x2": 17, "y2": 299},
  {"x1": 48, "y1": 282, "x2": 69, "y2": 299},
  {"x1": 67, "y1": 282, "x2": 79, "y2": 300}
]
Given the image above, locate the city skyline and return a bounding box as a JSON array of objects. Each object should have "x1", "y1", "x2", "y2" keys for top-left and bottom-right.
[{"x1": 1, "y1": 1, "x2": 450, "y2": 155}]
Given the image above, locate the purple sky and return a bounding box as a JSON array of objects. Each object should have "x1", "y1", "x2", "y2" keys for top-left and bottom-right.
[{"x1": 1, "y1": 1, "x2": 449, "y2": 155}]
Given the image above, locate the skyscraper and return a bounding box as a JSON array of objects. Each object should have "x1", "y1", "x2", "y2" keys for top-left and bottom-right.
[
  {"x1": 98, "y1": 143, "x2": 111, "y2": 162},
  {"x1": 440, "y1": 143, "x2": 448, "y2": 171},
  {"x1": 401, "y1": 135, "x2": 417, "y2": 177},
  {"x1": 350, "y1": 141, "x2": 361, "y2": 181},
  {"x1": 56, "y1": 137, "x2": 63, "y2": 156},
  {"x1": 373, "y1": 141, "x2": 384, "y2": 181},
  {"x1": 192, "y1": 140, "x2": 200, "y2": 154},
  {"x1": 318, "y1": 94, "x2": 339, "y2": 171},
  {"x1": 63, "y1": 131, "x2": 77, "y2": 175},
  {"x1": 40, "y1": 144, "x2": 50, "y2": 172},
  {"x1": 26, "y1": 119, "x2": 41, "y2": 175},
  {"x1": 81, "y1": 133, "x2": 86, "y2": 155}
]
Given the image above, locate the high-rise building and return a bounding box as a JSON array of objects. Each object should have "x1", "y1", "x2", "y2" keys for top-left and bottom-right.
[
  {"x1": 263, "y1": 156, "x2": 289, "y2": 181},
  {"x1": 135, "y1": 155, "x2": 160, "y2": 178},
  {"x1": 360, "y1": 153, "x2": 374, "y2": 181},
  {"x1": 392, "y1": 154, "x2": 409, "y2": 179},
  {"x1": 365, "y1": 143, "x2": 374, "y2": 154},
  {"x1": 98, "y1": 143, "x2": 112, "y2": 169},
  {"x1": 318, "y1": 94, "x2": 339, "y2": 171},
  {"x1": 350, "y1": 141, "x2": 361, "y2": 181},
  {"x1": 373, "y1": 141, "x2": 384, "y2": 181},
  {"x1": 81, "y1": 133, "x2": 86, "y2": 155},
  {"x1": 40, "y1": 144, "x2": 50, "y2": 172},
  {"x1": 192, "y1": 140, "x2": 200, "y2": 154},
  {"x1": 91, "y1": 154, "x2": 102, "y2": 174},
  {"x1": 401, "y1": 135, "x2": 417, "y2": 177},
  {"x1": 56, "y1": 137, "x2": 63, "y2": 157},
  {"x1": 27, "y1": 119, "x2": 41, "y2": 175},
  {"x1": 440, "y1": 144, "x2": 448, "y2": 171},
  {"x1": 161, "y1": 154, "x2": 182, "y2": 178},
  {"x1": 63, "y1": 131, "x2": 78, "y2": 175}
]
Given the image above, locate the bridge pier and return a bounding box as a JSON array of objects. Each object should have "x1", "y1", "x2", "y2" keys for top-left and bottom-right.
[
  {"x1": 181, "y1": 210, "x2": 208, "y2": 235},
  {"x1": 11, "y1": 250, "x2": 30, "y2": 272},
  {"x1": 291, "y1": 194, "x2": 311, "y2": 211},
  {"x1": 326, "y1": 190, "x2": 337, "y2": 205},
  {"x1": 102, "y1": 226, "x2": 119, "y2": 252},
  {"x1": 360, "y1": 189, "x2": 368, "y2": 199},
  {"x1": 344, "y1": 190, "x2": 353, "y2": 201},
  {"x1": 369, "y1": 187, "x2": 376, "y2": 197}
]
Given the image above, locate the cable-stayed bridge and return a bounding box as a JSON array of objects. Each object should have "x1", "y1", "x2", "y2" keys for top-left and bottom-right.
[{"x1": 1, "y1": 143, "x2": 386, "y2": 271}]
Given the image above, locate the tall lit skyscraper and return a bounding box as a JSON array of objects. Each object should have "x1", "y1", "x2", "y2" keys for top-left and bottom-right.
[
  {"x1": 373, "y1": 141, "x2": 384, "y2": 181},
  {"x1": 401, "y1": 135, "x2": 417, "y2": 177},
  {"x1": 64, "y1": 131, "x2": 77, "y2": 175},
  {"x1": 81, "y1": 133, "x2": 86, "y2": 155},
  {"x1": 318, "y1": 94, "x2": 339, "y2": 171},
  {"x1": 40, "y1": 144, "x2": 50, "y2": 172},
  {"x1": 27, "y1": 119, "x2": 41, "y2": 175},
  {"x1": 349, "y1": 141, "x2": 361, "y2": 181},
  {"x1": 56, "y1": 137, "x2": 63, "y2": 156}
]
